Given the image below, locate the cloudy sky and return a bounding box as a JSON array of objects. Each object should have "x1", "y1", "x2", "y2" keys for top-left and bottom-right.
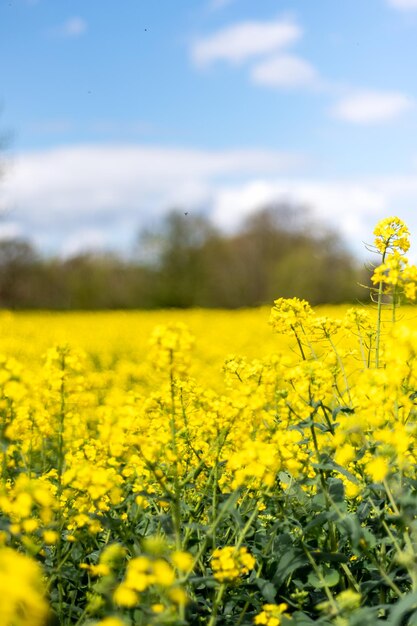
[{"x1": 1, "y1": 0, "x2": 417, "y2": 256}]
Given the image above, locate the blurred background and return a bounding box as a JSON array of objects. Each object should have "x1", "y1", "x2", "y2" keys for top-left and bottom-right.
[{"x1": 0, "y1": 0, "x2": 417, "y2": 308}]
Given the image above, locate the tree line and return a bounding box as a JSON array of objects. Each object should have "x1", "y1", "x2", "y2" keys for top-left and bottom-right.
[{"x1": 0, "y1": 205, "x2": 368, "y2": 309}]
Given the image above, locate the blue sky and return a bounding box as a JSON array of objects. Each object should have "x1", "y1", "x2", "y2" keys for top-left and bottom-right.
[{"x1": 1, "y1": 0, "x2": 417, "y2": 256}]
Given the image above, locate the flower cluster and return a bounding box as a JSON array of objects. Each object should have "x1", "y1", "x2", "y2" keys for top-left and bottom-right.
[
  {"x1": 371, "y1": 251, "x2": 417, "y2": 301},
  {"x1": 0, "y1": 547, "x2": 49, "y2": 626},
  {"x1": 270, "y1": 297, "x2": 314, "y2": 336},
  {"x1": 373, "y1": 216, "x2": 410, "y2": 254},
  {"x1": 211, "y1": 546, "x2": 255, "y2": 582},
  {"x1": 254, "y1": 603, "x2": 292, "y2": 626}
]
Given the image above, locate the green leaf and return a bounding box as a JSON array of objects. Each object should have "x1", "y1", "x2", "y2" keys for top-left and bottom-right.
[
  {"x1": 255, "y1": 578, "x2": 277, "y2": 603},
  {"x1": 328, "y1": 478, "x2": 345, "y2": 503},
  {"x1": 272, "y1": 549, "x2": 308, "y2": 586},
  {"x1": 323, "y1": 569, "x2": 340, "y2": 587},
  {"x1": 303, "y1": 512, "x2": 328, "y2": 533},
  {"x1": 307, "y1": 568, "x2": 339, "y2": 588},
  {"x1": 386, "y1": 591, "x2": 417, "y2": 626},
  {"x1": 290, "y1": 611, "x2": 326, "y2": 625},
  {"x1": 307, "y1": 572, "x2": 321, "y2": 588},
  {"x1": 338, "y1": 514, "x2": 363, "y2": 547}
]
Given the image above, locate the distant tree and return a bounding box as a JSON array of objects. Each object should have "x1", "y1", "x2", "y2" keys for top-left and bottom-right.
[
  {"x1": 198, "y1": 204, "x2": 363, "y2": 307},
  {"x1": 227, "y1": 205, "x2": 311, "y2": 305},
  {"x1": 0, "y1": 204, "x2": 368, "y2": 310},
  {"x1": 137, "y1": 211, "x2": 217, "y2": 307},
  {"x1": 269, "y1": 235, "x2": 364, "y2": 304},
  {"x1": 0, "y1": 238, "x2": 40, "y2": 307},
  {"x1": 136, "y1": 204, "x2": 366, "y2": 308},
  {"x1": 57, "y1": 253, "x2": 154, "y2": 310}
]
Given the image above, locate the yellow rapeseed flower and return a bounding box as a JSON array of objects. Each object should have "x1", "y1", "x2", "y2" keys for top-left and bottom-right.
[
  {"x1": 93, "y1": 618, "x2": 127, "y2": 626},
  {"x1": 113, "y1": 584, "x2": 138, "y2": 608},
  {"x1": 43, "y1": 530, "x2": 58, "y2": 545},
  {"x1": 366, "y1": 456, "x2": 389, "y2": 482},
  {"x1": 171, "y1": 550, "x2": 194, "y2": 572},
  {"x1": 373, "y1": 216, "x2": 410, "y2": 254},
  {"x1": 254, "y1": 603, "x2": 291, "y2": 625},
  {"x1": 0, "y1": 547, "x2": 49, "y2": 626},
  {"x1": 211, "y1": 546, "x2": 255, "y2": 582}
]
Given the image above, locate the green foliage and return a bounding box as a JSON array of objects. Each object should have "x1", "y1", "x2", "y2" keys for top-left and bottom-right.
[{"x1": 0, "y1": 205, "x2": 367, "y2": 309}]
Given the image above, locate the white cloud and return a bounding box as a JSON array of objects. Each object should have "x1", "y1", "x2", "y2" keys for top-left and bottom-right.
[
  {"x1": 387, "y1": 0, "x2": 417, "y2": 9},
  {"x1": 331, "y1": 90, "x2": 414, "y2": 124},
  {"x1": 251, "y1": 54, "x2": 319, "y2": 89},
  {"x1": 61, "y1": 229, "x2": 108, "y2": 258},
  {"x1": 0, "y1": 222, "x2": 23, "y2": 241},
  {"x1": 209, "y1": 177, "x2": 417, "y2": 259},
  {"x1": 52, "y1": 17, "x2": 87, "y2": 38},
  {"x1": 0, "y1": 144, "x2": 303, "y2": 253},
  {"x1": 4, "y1": 144, "x2": 417, "y2": 258},
  {"x1": 210, "y1": 180, "x2": 385, "y2": 238},
  {"x1": 191, "y1": 17, "x2": 301, "y2": 66}
]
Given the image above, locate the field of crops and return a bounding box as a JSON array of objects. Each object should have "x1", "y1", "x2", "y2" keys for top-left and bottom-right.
[{"x1": 3, "y1": 218, "x2": 417, "y2": 626}]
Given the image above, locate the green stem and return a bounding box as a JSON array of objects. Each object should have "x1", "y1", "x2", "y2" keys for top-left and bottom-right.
[
  {"x1": 383, "y1": 479, "x2": 417, "y2": 590},
  {"x1": 180, "y1": 490, "x2": 241, "y2": 585},
  {"x1": 234, "y1": 504, "x2": 259, "y2": 550},
  {"x1": 340, "y1": 562, "x2": 361, "y2": 592},
  {"x1": 291, "y1": 326, "x2": 306, "y2": 361},
  {"x1": 236, "y1": 599, "x2": 251, "y2": 626},
  {"x1": 303, "y1": 545, "x2": 338, "y2": 613},
  {"x1": 169, "y1": 351, "x2": 182, "y2": 551},
  {"x1": 327, "y1": 335, "x2": 352, "y2": 404},
  {"x1": 309, "y1": 419, "x2": 338, "y2": 554},
  {"x1": 392, "y1": 285, "x2": 398, "y2": 324},
  {"x1": 56, "y1": 349, "x2": 67, "y2": 625},
  {"x1": 208, "y1": 583, "x2": 226, "y2": 626},
  {"x1": 375, "y1": 251, "x2": 386, "y2": 368}
]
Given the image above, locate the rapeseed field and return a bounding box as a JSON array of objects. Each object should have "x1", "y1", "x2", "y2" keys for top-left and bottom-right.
[{"x1": 2, "y1": 217, "x2": 417, "y2": 625}]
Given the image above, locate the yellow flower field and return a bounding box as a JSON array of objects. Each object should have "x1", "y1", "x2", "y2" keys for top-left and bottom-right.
[{"x1": 2, "y1": 217, "x2": 417, "y2": 626}]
